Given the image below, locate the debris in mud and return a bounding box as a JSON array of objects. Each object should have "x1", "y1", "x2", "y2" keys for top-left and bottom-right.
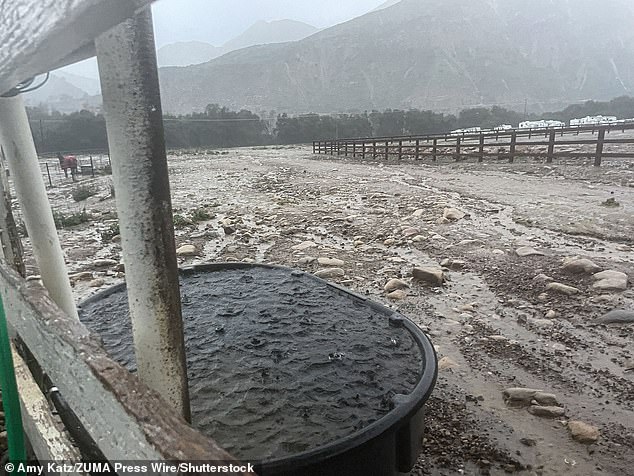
[
  {"x1": 387, "y1": 289, "x2": 407, "y2": 300},
  {"x1": 438, "y1": 356, "x2": 459, "y2": 370},
  {"x1": 596, "y1": 309, "x2": 634, "y2": 325},
  {"x1": 176, "y1": 244, "x2": 197, "y2": 256},
  {"x1": 527, "y1": 405, "x2": 565, "y2": 418},
  {"x1": 592, "y1": 270, "x2": 629, "y2": 291},
  {"x1": 443, "y1": 207, "x2": 466, "y2": 221},
  {"x1": 601, "y1": 197, "x2": 620, "y2": 207},
  {"x1": 314, "y1": 268, "x2": 345, "y2": 279},
  {"x1": 562, "y1": 257, "x2": 602, "y2": 274},
  {"x1": 568, "y1": 420, "x2": 600, "y2": 444},
  {"x1": 384, "y1": 278, "x2": 409, "y2": 292},
  {"x1": 317, "y1": 257, "x2": 345, "y2": 267},
  {"x1": 515, "y1": 246, "x2": 545, "y2": 257},
  {"x1": 546, "y1": 282, "x2": 581, "y2": 295},
  {"x1": 413, "y1": 267, "x2": 445, "y2": 286}
]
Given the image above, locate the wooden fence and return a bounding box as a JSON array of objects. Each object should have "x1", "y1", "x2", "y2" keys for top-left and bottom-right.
[{"x1": 313, "y1": 123, "x2": 634, "y2": 166}]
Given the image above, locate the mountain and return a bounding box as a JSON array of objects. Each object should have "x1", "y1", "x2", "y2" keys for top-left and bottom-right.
[
  {"x1": 157, "y1": 20, "x2": 318, "y2": 67},
  {"x1": 372, "y1": 0, "x2": 402, "y2": 12},
  {"x1": 223, "y1": 20, "x2": 319, "y2": 51},
  {"x1": 157, "y1": 41, "x2": 223, "y2": 68},
  {"x1": 158, "y1": 0, "x2": 634, "y2": 115},
  {"x1": 22, "y1": 74, "x2": 101, "y2": 113}
]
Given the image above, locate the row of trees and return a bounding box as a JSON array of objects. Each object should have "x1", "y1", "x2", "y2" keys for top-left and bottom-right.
[{"x1": 27, "y1": 96, "x2": 634, "y2": 152}]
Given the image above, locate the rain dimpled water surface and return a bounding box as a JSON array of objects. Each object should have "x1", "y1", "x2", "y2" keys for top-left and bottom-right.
[{"x1": 78, "y1": 266, "x2": 423, "y2": 461}]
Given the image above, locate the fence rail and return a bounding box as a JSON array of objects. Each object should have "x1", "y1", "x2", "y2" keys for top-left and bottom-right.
[{"x1": 313, "y1": 123, "x2": 634, "y2": 166}]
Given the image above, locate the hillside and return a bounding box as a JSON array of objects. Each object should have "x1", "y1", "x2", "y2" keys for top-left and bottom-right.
[
  {"x1": 157, "y1": 20, "x2": 318, "y2": 67},
  {"x1": 158, "y1": 0, "x2": 634, "y2": 114}
]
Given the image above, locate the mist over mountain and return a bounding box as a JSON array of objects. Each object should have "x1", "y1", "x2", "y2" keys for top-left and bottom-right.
[
  {"x1": 158, "y1": 0, "x2": 634, "y2": 115},
  {"x1": 157, "y1": 20, "x2": 318, "y2": 67}
]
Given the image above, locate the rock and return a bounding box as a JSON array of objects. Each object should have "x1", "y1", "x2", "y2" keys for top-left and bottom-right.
[
  {"x1": 89, "y1": 278, "x2": 105, "y2": 288},
  {"x1": 529, "y1": 318, "x2": 555, "y2": 328},
  {"x1": 315, "y1": 268, "x2": 345, "y2": 279},
  {"x1": 412, "y1": 209, "x2": 425, "y2": 217},
  {"x1": 546, "y1": 282, "x2": 580, "y2": 296},
  {"x1": 412, "y1": 235, "x2": 426, "y2": 242},
  {"x1": 441, "y1": 258, "x2": 466, "y2": 270},
  {"x1": 516, "y1": 247, "x2": 544, "y2": 257},
  {"x1": 537, "y1": 293, "x2": 549, "y2": 302},
  {"x1": 595, "y1": 309, "x2": 634, "y2": 325},
  {"x1": 384, "y1": 278, "x2": 409, "y2": 292},
  {"x1": 443, "y1": 208, "x2": 466, "y2": 221},
  {"x1": 488, "y1": 335, "x2": 508, "y2": 342},
  {"x1": 616, "y1": 244, "x2": 632, "y2": 252},
  {"x1": 93, "y1": 258, "x2": 117, "y2": 267},
  {"x1": 297, "y1": 256, "x2": 316, "y2": 265},
  {"x1": 492, "y1": 249, "x2": 505, "y2": 255},
  {"x1": 223, "y1": 225, "x2": 236, "y2": 235},
  {"x1": 438, "y1": 356, "x2": 459, "y2": 370},
  {"x1": 70, "y1": 271, "x2": 93, "y2": 281},
  {"x1": 527, "y1": 405, "x2": 565, "y2": 418},
  {"x1": 111, "y1": 234, "x2": 121, "y2": 243},
  {"x1": 383, "y1": 238, "x2": 396, "y2": 246},
  {"x1": 562, "y1": 258, "x2": 602, "y2": 274},
  {"x1": 568, "y1": 420, "x2": 600, "y2": 443},
  {"x1": 402, "y1": 227, "x2": 420, "y2": 237},
  {"x1": 292, "y1": 241, "x2": 316, "y2": 251},
  {"x1": 114, "y1": 263, "x2": 125, "y2": 273},
  {"x1": 0, "y1": 430, "x2": 7, "y2": 452},
  {"x1": 176, "y1": 244, "x2": 197, "y2": 256},
  {"x1": 545, "y1": 310, "x2": 557, "y2": 319},
  {"x1": 317, "y1": 257, "x2": 345, "y2": 267},
  {"x1": 533, "y1": 273, "x2": 554, "y2": 282},
  {"x1": 387, "y1": 290, "x2": 407, "y2": 300},
  {"x1": 436, "y1": 216, "x2": 451, "y2": 225},
  {"x1": 459, "y1": 304, "x2": 476, "y2": 313},
  {"x1": 412, "y1": 267, "x2": 444, "y2": 286},
  {"x1": 503, "y1": 388, "x2": 542, "y2": 405},
  {"x1": 520, "y1": 437, "x2": 537, "y2": 447},
  {"x1": 533, "y1": 392, "x2": 559, "y2": 406},
  {"x1": 592, "y1": 270, "x2": 628, "y2": 291}
]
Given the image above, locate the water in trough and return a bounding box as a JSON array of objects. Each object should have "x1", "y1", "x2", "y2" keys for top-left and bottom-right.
[{"x1": 78, "y1": 265, "x2": 423, "y2": 461}]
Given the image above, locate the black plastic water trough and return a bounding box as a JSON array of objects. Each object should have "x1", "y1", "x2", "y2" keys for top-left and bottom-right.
[{"x1": 78, "y1": 263, "x2": 437, "y2": 476}]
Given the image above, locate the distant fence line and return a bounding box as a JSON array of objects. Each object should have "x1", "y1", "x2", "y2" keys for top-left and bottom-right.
[
  {"x1": 38, "y1": 151, "x2": 111, "y2": 188},
  {"x1": 313, "y1": 122, "x2": 634, "y2": 166}
]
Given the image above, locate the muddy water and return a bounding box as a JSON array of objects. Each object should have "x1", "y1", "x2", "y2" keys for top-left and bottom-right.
[{"x1": 78, "y1": 266, "x2": 423, "y2": 461}]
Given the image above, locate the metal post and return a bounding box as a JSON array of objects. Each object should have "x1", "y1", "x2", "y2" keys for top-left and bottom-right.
[
  {"x1": 455, "y1": 137, "x2": 461, "y2": 161},
  {"x1": 0, "y1": 94, "x2": 77, "y2": 318},
  {"x1": 398, "y1": 140, "x2": 403, "y2": 159},
  {"x1": 594, "y1": 128, "x2": 605, "y2": 167},
  {"x1": 547, "y1": 130, "x2": 556, "y2": 164},
  {"x1": 95, "y1": 8, "x2": 190, "y2": 421},
  {"x1": 385, "y1": 141, "x2": 389, "y2": 160},
  {"x1": 415, "y1": 139, "x2": 420, "y2": 160},
  {"x1": 90, "y1": 156, "x2": 95, "y2": 177},
  {"x1": 373, "y1": 141, "x2": 377, "y2": 159},
  {"x1": 432, "y1": 138, "x2": 437, "y2": 161}
]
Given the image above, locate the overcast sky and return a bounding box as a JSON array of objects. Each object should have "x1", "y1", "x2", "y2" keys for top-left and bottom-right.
[{"x1": 151, "y1": 0, "x2": 388, "y2": 47}]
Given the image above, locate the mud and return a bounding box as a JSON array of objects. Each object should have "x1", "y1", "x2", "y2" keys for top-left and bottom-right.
[{"x1": 23, "y1": 145, "x2": 634, "y2": 475}]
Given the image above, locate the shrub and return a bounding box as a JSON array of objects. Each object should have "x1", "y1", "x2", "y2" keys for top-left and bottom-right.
[
  {"x1": 52, "y1": 209, "x2": 91, "y2": 229},
  {"x1": 100, "y1": 222, "x2": 120, "y2": 242},
  {"x1": 71, "y1": 185, "x2": 98, "y2": 202}
]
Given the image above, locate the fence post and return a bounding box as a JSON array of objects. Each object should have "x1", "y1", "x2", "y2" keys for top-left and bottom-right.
[
  {"x1": 385, "y1": 141, "x2": 389, "y2": 160},
  {"x1": 45, "y1": 163, "x2": 53, "y2": 187},
  {"x1": 373, "y1": 141, "x2": 377, "y2": 159},
  {"x1": 362, "y1": 142, "x2": 366, "y2": 159},
  {"x1": 312, "y1": 141, "x2": 316, "y2": 153},
  {"x1": 96, "y1": 8, "x2": 191, "y2": 421},
  {"x1": 454, "y1": 137, "x2": 461, "y2": 161},
  {"x1": 594, "y1": 128, "x2": 605, "y2": 167},
  {"x1": 478, "y1": 135, "x2": 485, "y2": 162},
  {"x1": 351, "y1": 141, "x2": 355, "y2": 158},
  {"x1": 90, "y1": 156, "x2": 95, "y2": 177},
  {"x1": 509, "y1": 131, "x2": 516, "y2": 163},
  {"x1": 547, "y1": 130, "x2": 556, "y2": 163},
  {"x1": 398, "y1": 140, "x2": 403, "y2": 159},
  {"x1": 415, "y1": 139, "x2": 420, "y2": 160},
  {"x1": 432, "y1": 138, "x2": 437, "y2": 161}
]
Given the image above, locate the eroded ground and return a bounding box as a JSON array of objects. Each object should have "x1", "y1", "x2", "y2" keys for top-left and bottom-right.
[{"x1": 22, "y1": 147, "x2": 634, "y2": 475}]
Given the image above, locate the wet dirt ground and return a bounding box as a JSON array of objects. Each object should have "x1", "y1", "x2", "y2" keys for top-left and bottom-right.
[{"x1": 22, "y1": 146, "x2": 634, "y2": 475}]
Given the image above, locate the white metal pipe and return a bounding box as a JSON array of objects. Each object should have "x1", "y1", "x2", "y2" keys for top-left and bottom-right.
[
  {"x1": 0, "y1": 94, "x2": 78, "y2": 319},
  {"x1": 95, "y1": 9, "x2": 191, "y2": 421}
]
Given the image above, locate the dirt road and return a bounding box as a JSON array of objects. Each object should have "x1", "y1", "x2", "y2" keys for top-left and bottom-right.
[{"x1": 30, "y1": 146, "x2": 634, "y2": 475}]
